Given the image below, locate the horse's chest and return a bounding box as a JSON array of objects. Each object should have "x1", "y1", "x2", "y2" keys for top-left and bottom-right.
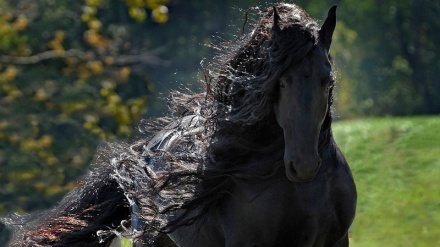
[{"x1": 220, "y1": 178, "x2": 352, "y2": 247}]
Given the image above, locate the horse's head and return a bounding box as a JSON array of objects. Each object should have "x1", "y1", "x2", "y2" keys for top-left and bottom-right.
[{"x1": 273, "y1": 6, "x2": 337, "y2": 182}]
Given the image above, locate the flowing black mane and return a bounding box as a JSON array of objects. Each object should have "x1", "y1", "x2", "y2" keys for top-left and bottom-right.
[{"x1": 118, "y1": 2, "x2": 336, "y2": 240}]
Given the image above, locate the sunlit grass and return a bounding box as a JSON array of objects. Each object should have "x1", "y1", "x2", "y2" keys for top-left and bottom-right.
[
  {"x1": 333, "y1": 116, "x2": 440, "y2": 247},
  {"x1": 120, "y1": 238, "x2": 133, "y2": 247}
]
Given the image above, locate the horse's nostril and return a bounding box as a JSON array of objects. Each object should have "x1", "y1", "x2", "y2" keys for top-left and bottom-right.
[
  {"x1": 289, "y1": 163, "x2": 298, "y2": 176},
  {"x1": 285, "y1": 156, "x2": 321, "y2": 182}
]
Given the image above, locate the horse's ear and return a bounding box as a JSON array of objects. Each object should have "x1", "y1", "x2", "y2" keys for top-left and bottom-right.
[
  {"x1": 272, "y1": 6, "x2": 281, "y2": 33},
  {"x1": 319, "y1": 5, "x2": 337, "y2": 51}
]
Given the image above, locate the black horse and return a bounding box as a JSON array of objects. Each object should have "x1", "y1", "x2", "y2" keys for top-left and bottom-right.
[{"x1": 4, "y1": 3, "x2": 356, "y2": 247}]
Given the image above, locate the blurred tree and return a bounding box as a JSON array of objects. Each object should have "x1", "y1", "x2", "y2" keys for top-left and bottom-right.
[
  {"x1": 0, "y1": 0, "x2": 170, "y2": 215},
  {"x1": 394, "y1": 0, "x2": 440, "y2": 114},
  {"x1": 327, "y1": 0, "x2": 440, "y2": 116}
]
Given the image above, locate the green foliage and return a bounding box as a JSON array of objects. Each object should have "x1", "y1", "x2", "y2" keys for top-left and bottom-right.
[
  {"x1": 333, "y1": 116, "x2": 440, "y2": 247},
  {"x1": 0, "y1": 0, "x2": 169, "y2": 215},
  {"x1": 333, "y1": 0, "x2": 440, "y2": 116}
]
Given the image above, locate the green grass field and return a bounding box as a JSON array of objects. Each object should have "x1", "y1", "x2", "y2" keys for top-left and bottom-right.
[{"x1": 333, "y1": 116, "x2": 440, "y2": 247}]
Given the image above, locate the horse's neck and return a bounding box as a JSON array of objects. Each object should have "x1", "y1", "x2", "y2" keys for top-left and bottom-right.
[
  {"x1": 318, "y1": 118, "x2": 333, "y2": 153},
  {"x1": 319, "y1": 135, "x2": 347, "y2": 174}
]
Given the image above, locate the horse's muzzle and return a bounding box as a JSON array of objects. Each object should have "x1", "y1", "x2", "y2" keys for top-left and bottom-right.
[{"x1": 284, "y1": 156, "x2": 321, "y2": 182}]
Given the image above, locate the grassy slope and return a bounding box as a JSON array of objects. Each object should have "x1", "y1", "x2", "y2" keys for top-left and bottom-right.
[{"x1": 332, "y1": 116, "x2": 440, "y2": 247}]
